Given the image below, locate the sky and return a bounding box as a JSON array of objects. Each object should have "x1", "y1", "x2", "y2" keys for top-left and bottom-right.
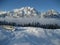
[{"x1": 0, "y1": 0, "x2": 60, "y2": 12}]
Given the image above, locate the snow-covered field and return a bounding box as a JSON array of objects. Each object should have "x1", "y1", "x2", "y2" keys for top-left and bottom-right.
[{"x1": 0, "y1": 27, "x2": 60, "y2": 45}]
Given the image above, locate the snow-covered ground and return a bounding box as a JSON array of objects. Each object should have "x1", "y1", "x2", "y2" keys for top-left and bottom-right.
[{"x1": 0, "y1": 27, "x2": 60, "y2": 45}]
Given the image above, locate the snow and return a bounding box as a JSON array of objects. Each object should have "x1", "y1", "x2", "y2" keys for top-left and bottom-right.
[
  {"x1": 0, "y1": 16, "x2": 60, "y2": 26},
  {"x1": 0, "y1": 7, "x2": 60, "y2": 26},
  {"x1": 0, "y1": 7, "x2": 60, "y2": 18},
  {"x1": 0, "y1": 27, "x2": 60, "y2": 45},
  {"x1": 0, "y1": 11, "x2": 7, "y2": 15},
  {"x1": 0, "y1": 7, "x2": 60, "y2": 45},
  {"x1": 10, "y1": 7, "x2": 38, "y2": 17}
]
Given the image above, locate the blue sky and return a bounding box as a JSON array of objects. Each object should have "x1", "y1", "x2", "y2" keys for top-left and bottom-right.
[{"x1": 0, "y1": 0, "x2": 60, "y2": 12}]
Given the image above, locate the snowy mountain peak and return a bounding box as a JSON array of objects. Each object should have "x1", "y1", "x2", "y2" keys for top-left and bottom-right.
[
  {"x1": 0, "y1": 7, "x2": 60, "y2": 18},
  {"x1": 47, "y1": 9, "x2": 59, "y2": 15},
  {"x1": 13, "y1": 7, "x2": 37, "y2": 13},
  {"x1": 10, "y1": 7, "x2": 39, "y2": 17},
  {"x1": 41, "y1": 9, "x2": 60, "y2": 18}
]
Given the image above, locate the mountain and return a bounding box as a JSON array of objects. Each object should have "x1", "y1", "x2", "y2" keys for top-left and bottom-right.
[
  {"x1": 41, "y1": 9, "x2": 60, "y2": 18},
  {"x1": 7, "y1": 7, "x2": 40, "y2": 17},
  {"x1": 0, "y1": 7, "x2": 40, "y2": 18},
  {"x1": 0, "y1": 7, "x2": 60, "y2": 18}
]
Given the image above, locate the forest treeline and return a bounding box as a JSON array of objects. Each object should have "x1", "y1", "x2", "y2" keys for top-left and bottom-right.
[{"x1": 0, "y1": 21, "x2": 60, "y2": 29}]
